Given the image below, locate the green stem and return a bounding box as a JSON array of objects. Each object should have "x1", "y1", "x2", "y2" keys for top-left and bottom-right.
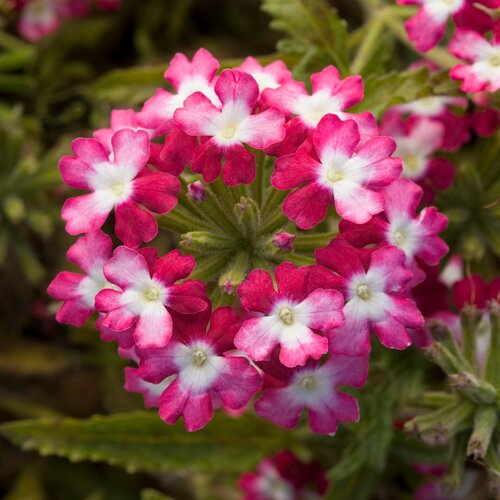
[{"x1": 350, "y1": 17, "x2": 384, "y2": 74}]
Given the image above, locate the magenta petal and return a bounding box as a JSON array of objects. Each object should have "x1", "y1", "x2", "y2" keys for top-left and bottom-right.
[
  {"x1": 115, "y1": 200, "x2": 158, "y2": 248},
  {"x1": 165, "y1": 48, "x2": 218, "y2": 89},
  {"x1": 102, "y1": 246, "x2": 150, "y2": 288},
  {"x1": 111, "y1": 129, "x2": 150, "y2": 176},
  {"x1": 328, "y1": 314, "x2": 371, "y2": 356},
  {"x1": 62, "y1": 194, "x2": 111, "y2": 235},
  {"x1": 55, "y1": 298, "x2": 93, "y2": 326},
  {"x1": 221, "y1": 145, "x2": 256, "y2": 186},
  {"x1": 272, "y1": 152, "x2": 319, "y2": 189},
  {"x1": 372, "y1": 316, "x2": 412, "y2": 350},
  {"x1": 405, "y1": 8, "x2": 447, "y2": 52},
  {"x1": 234, "y1": 317, "x2": 280, "y2": 362},
  {"x1": 48, "y1": 271, "x2": 83, "y2": 300},
  {"x1": 158, "y1": 127, "x2": 199, "y2": 176},
  {"x1": 313, "y1": 115, "x2": 360, "y2": 161},
  {"x1": 71, "y1": 137, "x2": 108, "y2": 165},
  {"x1": 132, "y1": 171, "x2": 180, "y2": 214},
  {"x1": 275, "y1": 262, "x2": 309, "y2": 301},
  {"x1": 327, "y1": 354, "x2": 369, "y2": 388},
  {"x1": 383, "y1": 178, "x2": 422, "y2": 220},
  {"x1": 174, "y1": 91, "x2": 219, "y2": 137},
  {"x1": 237, "y1": 269, "x2": 278, "y2": 314},
  {"x1": 206, "y1": 307, "x2": 243, "y2": 353},
  {"x1": 255, "y1": 388, "x2": 303, "y2": 429},
  {"x1": 215, "y1": 69, "x2": 259, "y2": 110},
  {"x1": 59, "y1": 157, "x2": 93, "y2": 189},
  {"x1": 191, "y1": 141, "x2": 223, "y2": 183},
  {"x1": 134, "y1": 304, "x2": 173, "y2": 349},
  {"x1": 153, "y1": 249, "x2": 195, "y2": 284},
  {"x1": 212, "y1": 357, "x2": 262, "y2": 410},
  {"x1": 283, "y1": 183, "x2": 331, "y2": 229},
  {"x1": 167, "y1": 281, "x2": 208, "y2": 314},
  {"x1": 66, "y1": 230, "x2": 113, "y2": 274},
  {"x1": 315, "y1": 237, "x2": 364, "y2": 278}
]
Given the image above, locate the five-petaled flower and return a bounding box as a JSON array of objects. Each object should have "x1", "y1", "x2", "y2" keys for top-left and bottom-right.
[
  {"x1": 59, "y1": 129, "x2": 180, "y2": 248},
  {"x1": 95, "y1": 247, "x2": 208, "y2": 349},
  {"x1": 234, "y1": 262, "x2": 344, "y2": 367},
  {"x1": 272, "y1": 114, "x2": 402, "y2": 229},
  {"x1": 138, "y1": 307, "x2": 262, "y2": 431}
]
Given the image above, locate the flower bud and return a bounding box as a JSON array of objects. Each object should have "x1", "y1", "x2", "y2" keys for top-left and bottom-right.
[
  {"x1": 272, "y1": 230, "x2": 295, "y2": 251},
  {"x1": 187, "y1": 181, "x2": 206, "y2": 202}
]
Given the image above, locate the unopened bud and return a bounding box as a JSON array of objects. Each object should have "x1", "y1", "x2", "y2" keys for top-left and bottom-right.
[
  {"x1": 187, "y1": 181, "x2": 206, "y2": 202},
  {"x1": 467, "y1": 405, "x2": 497, "y2": 460},
  {"x1": 449, "y1": 371, "x2": 497, "y2": 404},
  {"x1": 272, "y1": 230, "x2": 295, "y2": 251}
]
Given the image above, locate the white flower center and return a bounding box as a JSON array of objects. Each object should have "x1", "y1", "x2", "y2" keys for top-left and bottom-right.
[
  {"x1": 143, "y1": 286, "x2": 162, "y2": 302},
  {"x1": 490, "y1": 54, "x2": 500, "y2": 67},
  {"x1": 326, "y1": 168, "x2": 344, "y2": 183},
  {"x1": 279, "y1": 307, "x2": 294, "y2": 325},
  {"x1": 393, "y1": 230, "x2": 406, "y2": 245},
  {"x1": 299, "y1": 375, "x2": 317, "y2": 390},
  {"x1": 111, "y1": 182, "x2": 125, "y2": 197},
  {"x1": 191, "y1": 349, "x2": 208, "y2": 367},
  {"x1": 220, "y1": 124, "x2": 237, "y2": 139},
  {"x1": 356, "y1": 284, "x2": 371, "y2": 300}
]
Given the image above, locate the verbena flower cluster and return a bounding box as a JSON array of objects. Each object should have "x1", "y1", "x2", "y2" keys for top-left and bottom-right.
[
  {"x1": 10, "y1": 0, "x2": 120, "y2": 41},
  {"x1": 48, "y1": 48, "x2": 456, "y2": 433},
  {"x1": 398, "y1": 0, "x2": 500, "y2": 93}
]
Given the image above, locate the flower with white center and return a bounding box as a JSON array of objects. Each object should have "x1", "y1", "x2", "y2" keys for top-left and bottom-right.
[
  {"x1": 449, "y1": 28, "x2": 500, "y2": 93},
  {"x1": 95, "y1": 246, "x2": 208, "y2": 349},
  {"x1": 138, "y1": 307, "x2": 262, "y2": 431},
  {"x1": 255, "y1": 355, "x2": 368, "y2": 434},
  {"x1": 262, "y1": 65, "x2": 377, "y2": 155},
  {"x1": 393, "y1": 96, "x2": 467, "y2": 118},
  {"x1": 397, "y1": 0, "x2": 493, "y2": 52},
  {"x1": 59, "y1": 129, "x2": 180, "y2": 248},
  {"x1": 136, "y1": 48, "x2": 220, "y2": 136},
  {"x1": 271, "y1": 114, "x2": 402, "y2": 229},
  {"x1": 316, "y1": 237, "x2": 424, "y2": 355},
  {"x1": 234, "y1": 262, "x2": 344, "y2": 367},
  {"x1": 239, "y1": 451, "x2": 329, "y2": 500},
  {"x1": 48, "y1": 231, "x2": 114, "y2": 326},
  {"x1": 174, "y1": 69, "x2": 285, "y2": 186},
  {"x1": 340, "y1": 178, "x2": 449, "y2": 286},
  {"x1": 235, "y1": 56, "x2": 293, "y2": 93}
]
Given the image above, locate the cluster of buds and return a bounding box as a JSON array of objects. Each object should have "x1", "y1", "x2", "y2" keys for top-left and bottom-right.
[
  {"x1": 404, "y1": 272, "x2": 500, "y2": 492},
  {"x1": 48, "y1": 49, "x2": 452, "y2": 433},
  {"x1": 9, "y1": 0, "x2": 120, "y2": 42},
  {"x1": 397, "y1": 0, "x2": 500, "y2": 94}
]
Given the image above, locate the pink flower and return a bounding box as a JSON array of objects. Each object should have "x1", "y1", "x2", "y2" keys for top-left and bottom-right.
[
  {"x1": 18, "y1": 0, "x2": 60, "y2": 42},
  {"x1": 48, "y1": 230, "x2": 113, "y2": 326},
  {"x1": 136, "y1": 48, "x2": 220, "y2": 136},
  {"x1": 397, "y1": 0, "x2": 493, "y2": 52},
  {"x1": 234, "y1": 262, "x2": 344, "y2": 367},
  {"x1": 340, "y1": 178, "x2": 449, "y2": 285},
  {"x1": 59, "y1": 129, "x2": 180, "y2": 248},
  {"x1": 239, "y1": 450, "x2": 328, "y2": 500},
  {"x1": 453, "y1": 274, "x2": 500, "y2": 309},
  {"x1": 255, "y1": 354, "x2": 368, "y2": 434},
  {"x1": 124, "y1": 367, "x2": 174, "y2": 408},
  {"x1": 234, "y1": 57, "x2": 293, "y2": 94},
  {"x1": 95, "y1": 247, "x2": 208, "y2": 349},
  {"x1": 315, "y1": 237, "x2": 424, "y2": 355},
  {"x1": 271, "y1": 114, "x2": 401, "y2": 229},
  {"x1": 390, "y1": 97, "x2": 470, "y2": 151},
  {"x1": 93, "y1": 109, "x2": 153, "y2": 152},
  {"x1": 262, "y1": 66, "x2": 377, "y2": 155},
  {"x1": 380, "y1": 114, "x2": 455, "y2": 203},
  {"x1": 137, "y1": 307, "x2": 262, "y2": 431},
  {"x1": 449, "y1": 27, "x2": 500, "y2": 93},
  {"x1": 174, "y1": 69, "x2": 286, "y2": 185}
]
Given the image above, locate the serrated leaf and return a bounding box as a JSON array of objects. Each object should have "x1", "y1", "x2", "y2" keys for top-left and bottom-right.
[
  {"x1": 1, "y1": 411, "x2": 295, "y2": 474},
  {"x1": 262, "y1": 0, "x2": 349, "y2": 73},
  {"x1": 352, "y1": 68, "x2": 429, "y2": 118}
]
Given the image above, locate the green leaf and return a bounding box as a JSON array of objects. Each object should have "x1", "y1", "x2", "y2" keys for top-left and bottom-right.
[
  {"x1": 351, "y1": 68, "x2": 429, "y2": 118},
  {"x1": 140, "y1": 489, "x2": 174, "y2": 500},
  {"x1": 262, "y1": 0, "x2": 349, "y2": 73},
  {"x1": 1, "y1": 411, "x2": 295, "y2": 474},
  {"x1": 93, "y1": 65, "x2": 166, "y2": 105}
]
